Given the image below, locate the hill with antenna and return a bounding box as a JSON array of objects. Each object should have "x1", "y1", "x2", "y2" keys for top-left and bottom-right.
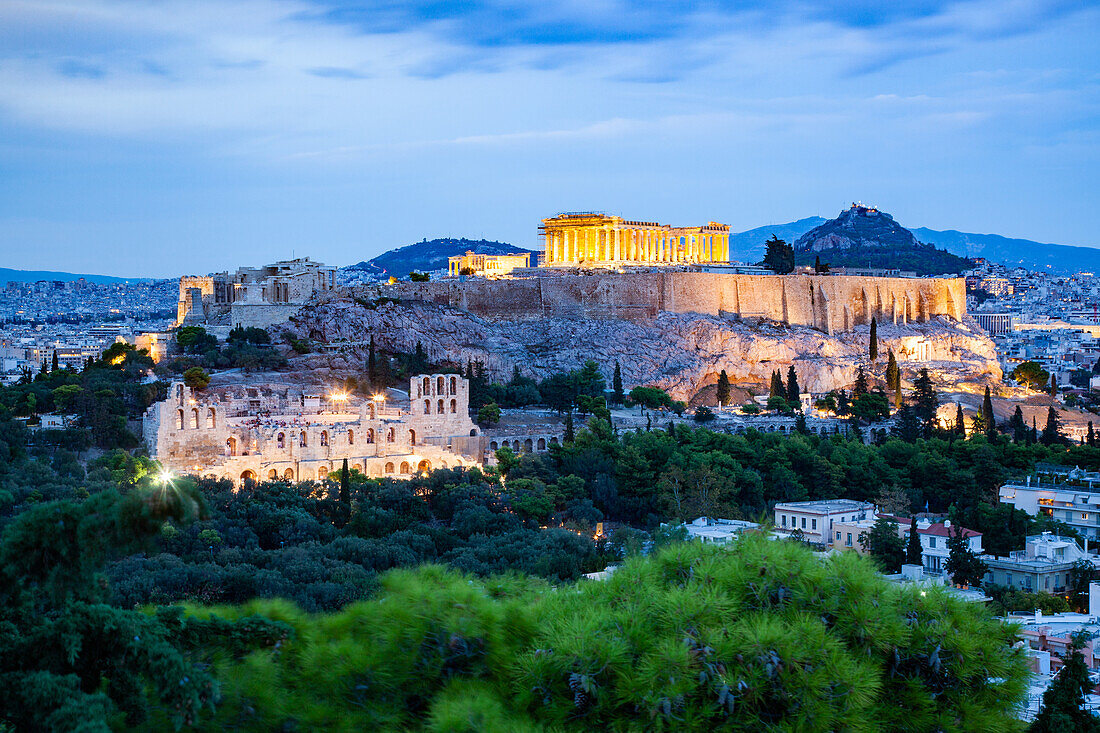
[{"x1": 792, "y1": 204, "x2": 972, "y2": 275}]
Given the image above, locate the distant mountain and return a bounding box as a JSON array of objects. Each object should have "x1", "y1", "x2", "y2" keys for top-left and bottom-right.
[
  {"x1": 0, "y1": 267, "x2": 142, "y2": 285},
  {"x1": 345, "y1": 238, "x2": 538, "y2": 277},
  {"x1": 726, "y1": 217, "x2": 824, "y2": 263},
  {"x1": 911, "y1": 228, "x2": 1100, "y2": 273},
  {"x1": 791, "y1": 205, "x2": 971, "y2": 276}
]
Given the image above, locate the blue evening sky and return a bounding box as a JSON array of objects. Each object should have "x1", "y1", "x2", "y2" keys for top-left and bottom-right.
[{"x1": 0, "y1": 0, "x2": 1098, "y2": 277}]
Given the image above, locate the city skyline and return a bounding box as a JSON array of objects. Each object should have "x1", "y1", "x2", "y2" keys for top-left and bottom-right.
[{"x1": 1, "y1": 0, "x2": 1099, "y2": 278}]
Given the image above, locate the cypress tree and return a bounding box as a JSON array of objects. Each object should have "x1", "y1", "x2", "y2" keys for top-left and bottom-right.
[
  {"x1": 770, "y1": 370, "x2": 785, "y2": 399},
  {"x1": 982, "y1": 386, "x2": 996, "y2": 439},
  {"x1": 869, "y1": 317, "x2": 878, "y2": 362},
  {"x1": 368, "y1": 336, "x2": 377, "y2": 384},
  {"x1": 853, "y1": 365, "x2": 869, "y2": 396},
  {"x1": 564, "y1": 411, "x2": 575, "y2": 443},
  {"x1": 337, "y1": 458, "x2": 350, "y2": 529},
  {"x1": 1030, "y1": 417, "x2": 1038, "y2": 445},
  {"x1": 51, "y1": 350, "x2": 59, "y2": 372},
  {"x1": 885, "y1": 349, "x2": 898, "y2": 390},
  {"x1": 716, "y1": 369, "x2": 731, "y2": 407},
  {"x1": 955, "y1": 403, "x2": 966, "y2": 436},
  {"x1": 786, "y1": 365, "x2": 800, "y2": 404},
  {"x1": 1041, "y1": 406, "x2": 1063, "y2": 446},
  {"x1": 1051, "y1": 373, "x2": 1058, "y2": 396},
  {"x1": 911, "y1": 368, "x2": 938, "y2": 435},
  {"x1": 414, "y1": 341, "x2": 427, "y2": 372},
  {"x1": 906, "y1": 516, "x2": 922, "y2": 566},
  {"x1": 1009, "y1": 406, "x2": 1026, "y2": 443},
  {"x1": 1088, "y1": 421, "x2": 1096, "y2": 448},
  {"x1": 613, "y1": 361, "x2": 625, "y2": 405}
]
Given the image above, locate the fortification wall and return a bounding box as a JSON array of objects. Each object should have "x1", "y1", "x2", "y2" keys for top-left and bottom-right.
[{"x1": 384, "y1": 272, "x2": 965, "y2": 334}]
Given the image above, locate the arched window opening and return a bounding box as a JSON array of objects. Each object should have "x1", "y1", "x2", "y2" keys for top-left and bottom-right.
[
  {"x1": 283, "y1": 468, "x2": 295, "y2": 480},
  {"x1": 348, "y1": 430, "x2": 354, "y2": 445},
  {"x1": 385, "y1": 462, "x2": 395, "y2": 474},
  {"x1": 176, "y1": 409, "x2": 184, "y2": 430},
  {"x1": 366, "y1": 428, "x2": 375, "y2": 443},
  {"x1": 387, "y1": 427, "x2": 395, "y2": 442},
  {"x1": 226, "y1": 437, "x2": 237, "y2": 456},
  {"x1": 400, "y1": 461, "x2": 411, "y2": 474},
  {"x1": 424, "y1": 400, "x2": 431, "y2": 414},
  {"x1": 268, "y1": 469, "x2": 278, "y2": 479},
  {"x1": 450, "y1": 376, "x2": 457, "y2": 393},
  {"x1": 512, "y1": 440, "x2": 520, "y2": 452},
  {"x1": 537, "y1": 438, "x2": 546, "y2": 450},
  {"x1": 299, "y1": 431, "x2": 307, "y2": 447},
  {"x1": 240, "y1": 470, "x2": 256, "y2": 483},
  {"x1": 190, "y1": 408, "x2": 199, "y2": 429},
  {"x1": 176, "y1": 384, "x2": 183, "y2": 404},
  {"x1": 423, "y1": 377, "x2": 430, "y2": 394},
  {"x1": 437, "y1": 399, "x2": 444, "y2": 414},
  {"x1": 207, "y1": 408, "x2": 216, "y2": 429},
  {"x1": 523, "y1": 439, "x2": 533, "y2": 453},
  {"x1": 318, "y1": 465, "x2": 328, "y2": 480},
  {"x1": 417, "y1": 459, "x2": 431, "y2": 473},
  {"x1": 437, "y1": 376, "x2": 444, "y2": 393},
  {"x1": 470, "y1": 428, "x2": 478, "y2": 437},
  {"x1": 320, "y1": 430, "x2": 328, "y2": 447},
  {"x1": 490, "y1": 441, "x2": 498, "y2": 450},
  {"x1": 450, "y1": 399, "x2": 457, "y2": 414},
  {"x1": 277, "y1": 432, "x2": 285, "y2": 449},
  {"x1": 409, "y1": 429, "x2": 417, "y2": 445}
]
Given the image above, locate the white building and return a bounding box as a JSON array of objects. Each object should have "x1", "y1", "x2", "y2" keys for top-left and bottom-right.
[
  {"x1": 773, "y1": 499, "x2": 875, "y2": 546},
  {"x1": 910, "y1": 519, "x2": 983, "y2": 576},
  {"x1": 999, "y1": 476, "x2": 1100, "y2": 543}
]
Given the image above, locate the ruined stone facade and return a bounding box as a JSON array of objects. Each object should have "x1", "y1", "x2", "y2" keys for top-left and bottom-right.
[
  {"x1": 175, "y1": 257, "x2": 337, "y2": 329},
  {"x1": 385, "y1": 270, "x2": 964, "y2": 335},
  {"x1": 144, "y1": 374, "x2": 481, "y2": 484},
  {"x1": 447, "y1": 250, "x2": 531, "y2": 277},
  {"x1": 539, "y1": 213, "x2": 730, "y2": 267}
]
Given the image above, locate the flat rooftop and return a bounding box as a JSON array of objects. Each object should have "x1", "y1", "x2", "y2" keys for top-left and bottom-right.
[{"x1": 773, "y1": 499, "x2": 873, "y2": 514}]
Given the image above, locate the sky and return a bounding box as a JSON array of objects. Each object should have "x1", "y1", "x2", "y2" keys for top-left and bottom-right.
[{"x1": 0, "y1": 0, "x2": 1098, "y2": 278}]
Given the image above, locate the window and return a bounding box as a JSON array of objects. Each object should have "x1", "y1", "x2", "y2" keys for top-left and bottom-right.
[
  {"x1": 437, "y1": 376, "x2": 444, "y2": 393},
  {"x1": 835, "y1": 531, "x2": 841, "y2": 540},
  {"x1": 320, "y1": 430, "x2": 328, "y2": 447},
  {"x1": 781, "y1": 515, "x2": 787, "y2": 527},
  {"x1": 811, "y1": 519, "x2": 817, "y2": 531},
  {"x1": 299, "y1": 431, "x2": 307, "y2": 447},
  {"x1": 801, "y1": 517, "x2": 806, "y2": 529},
  {"x1": 348, "y1": 430, "x2": 354, "y2": 445},
  {"x1": 846, "y1": 533, "x2": 852, "y2": 547},
  {"x1": 450, "y1": 399, "x2": 457, "y2": 413},
  {"x1": 450, "y1": 376, "x2": 457, "y2": 393},
  {"x1": 929, "y1": 537, "x2": 936, "y2": 549},
  {"x1": 277, "y1": 432, "x2": 285, "y2": 449},
  {"x1": 437, "y1": 399, "x2": 444, "y2": 414},
  {"x1": 424, "y1": 400, "x2": 431, "y2": 414}
]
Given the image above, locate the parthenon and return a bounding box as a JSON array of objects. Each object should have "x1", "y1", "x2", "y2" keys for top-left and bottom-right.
[{"x1": 539, "y1": 213, "x2": 730, "y2": 267}]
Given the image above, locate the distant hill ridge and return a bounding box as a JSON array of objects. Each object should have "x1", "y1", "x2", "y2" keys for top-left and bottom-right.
[
  {"x1": 789, "y1": 204, "x2": 972, "y2": 276},
  {"x1": 344, "y1": 237, "x2": 537, "y2": 276},
  {"x1": 0, "y1": 267, "x2": 148, "y2": 285}
]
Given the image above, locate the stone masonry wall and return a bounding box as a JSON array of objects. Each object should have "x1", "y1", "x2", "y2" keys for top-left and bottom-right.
[{"x1": 383, "y1": 271, "x2": 964, "y2": 334}]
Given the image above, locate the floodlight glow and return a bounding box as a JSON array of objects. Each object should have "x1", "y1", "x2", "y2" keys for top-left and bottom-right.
[{"x1": 158, "y1": 469, "x2": 175, "y2": 484}]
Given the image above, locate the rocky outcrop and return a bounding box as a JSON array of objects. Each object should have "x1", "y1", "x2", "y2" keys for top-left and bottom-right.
[
  {"x1": 795, "y1": 204, "x2": 920, "y2": 252},
  {"x1": 286, "y1": 291, "x2": 1001, "y2": 402}
]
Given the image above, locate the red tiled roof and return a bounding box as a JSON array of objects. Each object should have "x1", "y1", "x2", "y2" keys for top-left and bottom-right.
[{"x1": 919, "y1": 522, "x2": 981, "y2": 538}]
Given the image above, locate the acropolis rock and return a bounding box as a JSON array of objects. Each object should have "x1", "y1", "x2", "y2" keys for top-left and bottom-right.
[{"x1": 286, "y1": 292, "x2": 1001, "y2": 401}]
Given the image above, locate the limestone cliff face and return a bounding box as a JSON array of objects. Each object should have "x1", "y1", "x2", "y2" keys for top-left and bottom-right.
[{"x1": 287, "y1": 292, "x2": 1001, "y2": 401}]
